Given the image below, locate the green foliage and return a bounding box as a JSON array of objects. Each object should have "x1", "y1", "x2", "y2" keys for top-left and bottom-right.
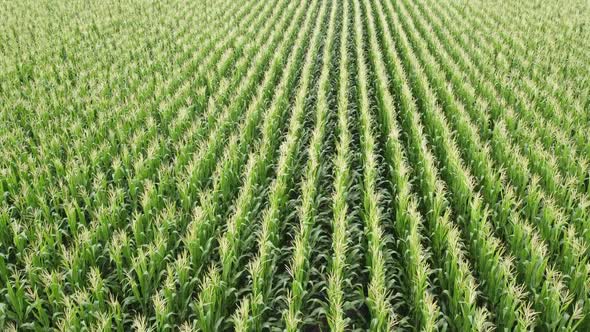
[{"x1": 0, "y1": 0, "x2": 588, "y2": 330}]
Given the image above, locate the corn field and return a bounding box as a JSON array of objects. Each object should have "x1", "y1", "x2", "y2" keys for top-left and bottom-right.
[{"x1": 1, "y1": 0, "x2": 589, "y2": 330}]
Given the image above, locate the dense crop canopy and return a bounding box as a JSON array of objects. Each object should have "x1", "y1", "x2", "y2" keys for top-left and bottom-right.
[{"x1": 0, "y1": 0, "x2": 589, "y2": 330}]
